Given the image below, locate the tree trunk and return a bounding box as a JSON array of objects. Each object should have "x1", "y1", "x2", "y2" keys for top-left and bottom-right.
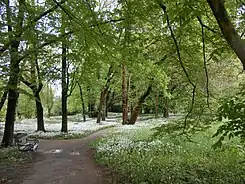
[
  {"x1": 77, "y1": 82, "x2": 86, "y2": 122},
  {"x1": 122, "y1": 64, "x2": 128, "y2": 124},
  {"x1": 2, "y1": 0, "x2": 24, "y2": 147},
  {"x1": 61, "y1": 38, "x2": 68, "y2": 133},
  {"x1": 87, "y1": 87, "x2": 97, "y2": 118},
  {"x1": 2, "y1": 74, "x2": 19, "y2": 147},
  {"x1": 128, "y1": 85, "x2": 152, "y2": 125},
  {"x1": 0, "y1": 90, "x2": 8, "y2": 112},
  {"x1": 163, "y1": 97, "x2": 169, "y2": 118},
  {"x1": 102, "y1": 93, "x2": 106, "y2": 121},
  {"x1": 207, "y1": 0, "x2": 245, "y2": 69},
  {"x1": 97, "y1": 66, "x2": 114, "y2": 123},
  {"x1": 97, "y1": 90, "x2": 106, "y2": 123},
  {"x1": 35, "y1": 92, "x2": 45, "y2": 132},
  {"x1": 155, "y1": 92, "x2": 159, "y2": 118}
]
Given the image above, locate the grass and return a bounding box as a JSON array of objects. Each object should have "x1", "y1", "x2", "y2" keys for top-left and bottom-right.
[
  {"x1": 92, "y1": 123, "x2": 245, "y2": 184},
  {"x1": 0, "y1": 147, "x2": 30, "y2": 164}
]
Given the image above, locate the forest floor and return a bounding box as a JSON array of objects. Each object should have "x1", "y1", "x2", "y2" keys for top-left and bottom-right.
[{"x1": 0, "y1": 129, "x2": 114, "y2": 184}]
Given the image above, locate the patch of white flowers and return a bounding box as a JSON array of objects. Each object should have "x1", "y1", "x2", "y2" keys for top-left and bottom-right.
[
  {"x1": 0, "y1": 116, "x2": 118, "y2": 139},
  {"x1": 96, "y1": 118, "x2": 183, "y2": 158}
]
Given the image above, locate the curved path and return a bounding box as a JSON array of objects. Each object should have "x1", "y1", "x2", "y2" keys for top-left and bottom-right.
[{"x1": 18, "y1": 130, "x2": 111, "y2": 184}]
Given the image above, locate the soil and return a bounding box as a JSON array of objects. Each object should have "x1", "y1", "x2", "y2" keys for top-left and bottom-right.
[{"x1": 0, "y1": 129, "x2": 114, "y2": 184}]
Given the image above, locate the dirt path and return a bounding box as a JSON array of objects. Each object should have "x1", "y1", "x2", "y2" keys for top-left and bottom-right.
[{"x1": 9, "y1": 130, "x2": 112, "y2": 184}]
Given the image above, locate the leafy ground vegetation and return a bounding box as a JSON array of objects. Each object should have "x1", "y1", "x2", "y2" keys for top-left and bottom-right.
[
  {"x1": 92, "y1": 119, "x2": 245, "y2": 184},
  {"x1": 0, "y1": 148, "x2": 29, "y2": 164}
]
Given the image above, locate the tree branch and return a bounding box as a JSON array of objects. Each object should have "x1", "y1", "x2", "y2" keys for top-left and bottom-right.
[
  {"x1": 207, "y1": 0, "x2": 245, "y2": 70},
  {"x1": 197, "y1": 17, "x2": 210, "y2": 108},
  {"x1": 158, "y1": 0, "x2": 196, "y2": 132},
  {"x1": 0, "y1": 0, "x2": 67, "y2": 54}
]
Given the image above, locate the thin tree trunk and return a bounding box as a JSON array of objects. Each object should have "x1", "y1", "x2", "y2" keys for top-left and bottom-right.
[
  {"x1": 163, "y1": 97, "x2": 169, "y2": 118},
  {"x1": 61, "y1": 39, "x2": 68, "y2": 133},
  {"x1": 0, "y1": 90, "x2": 8, "y2": 112},
  {"x1": 77, "y1": 82, "x2": 86, "y2": 122},
  {"x1": 155, "y1": 92, "x2": 159, "y2": 118},
  {"x1": 97, "y1": 90, "x2": 106, "y2": 123},
  {"x1": 102, "y1": 92, "x2": 106, "y2": 121},
  {"x1": 207, "y1": 0, "x2": 245, "y2": 69},
  {"x1": 122, "y1": 64, "x2": 128, "y2": 124},
  {"x1": 128, "y1": 85, "x2": 152, "y2": 125}
]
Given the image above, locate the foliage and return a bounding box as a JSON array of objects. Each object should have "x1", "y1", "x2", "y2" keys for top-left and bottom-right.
[
  {"x1": 0, "y1": 148, "x2": 30, "y2": 164},
  {"x1": 17, "y1": 86, "x2": 36, "y2": 119},
  {"x1": 93, "y1": 125, "x2": 245, "y2": 184},
  {"x1": 213, "y1": 85, "x2": 245, "y2": 148}
]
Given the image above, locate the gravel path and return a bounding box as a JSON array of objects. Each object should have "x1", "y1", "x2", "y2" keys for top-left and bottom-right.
[{"x1": 3, "y1": 129, "x2": 112, "y2": 184}]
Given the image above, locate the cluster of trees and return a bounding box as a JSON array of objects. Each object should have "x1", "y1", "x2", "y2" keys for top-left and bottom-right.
[{"x1": 0, "y1": 0, "x2": 245, "y2": 147}]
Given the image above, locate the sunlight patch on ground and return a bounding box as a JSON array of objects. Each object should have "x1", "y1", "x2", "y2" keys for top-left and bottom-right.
[{"x1": 44, "y1": 149, "x2": 63, "y2": 154}]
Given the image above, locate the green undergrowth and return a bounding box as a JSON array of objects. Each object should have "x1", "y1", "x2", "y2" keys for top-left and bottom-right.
[
  {"x1": 0, "y1": 147, "x2": 30, "y2": 164},
  {"x1": 92, "y1": 125, "x2": 245, "y2": 184}
]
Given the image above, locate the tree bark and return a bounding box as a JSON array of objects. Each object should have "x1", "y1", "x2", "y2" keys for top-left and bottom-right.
[
  {"x1": 0, "y1": 90, "x2": 8, "y2": 112},
  {"x1": 77, "y1": 82, "x2": 86, "y2": 122},
  {"x1": 2, "y1": 65, "x2": 19, "y2": 147},
  {"x1": 1, "y1": 0, "x2": 24, "y2": 147},
  {"x1": 35, "y1": 92, "x2": 45, "y2": 131},
  {"x1": 207, "y1": 0, "x2": 245, "y2": 69},
  {"x1": 128, "y1": 85, "x2": 152, "y2": 125},
  {"x1": 102, "y1": 97, "x2": 106, "y2": 121},
  {"x1": 61, "y1": 38, "x2": 68, "y2": 133},
  {"x1": 122, "y1": 64, "x2": 128, "y2": 124}
]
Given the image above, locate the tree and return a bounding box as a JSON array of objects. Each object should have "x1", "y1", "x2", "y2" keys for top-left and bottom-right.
[
  {"x1": 21, "y1": 52, "x2": 45, "y2": 132},
  {"x1": 97, "y1": 66, "x2": 114, "y2": 123},
  {"x1": 77, "y1": 82, "x2": 86, "y2": 122},
  {"x1": 61, "y1": 28, "x2": 68, "y2": 133},
  {"x1": 207, "y1": 0, "x2": 245, "y2": 70},
  {"x1": 1, "y1": 0, "x2": 68, "y2": 146}
]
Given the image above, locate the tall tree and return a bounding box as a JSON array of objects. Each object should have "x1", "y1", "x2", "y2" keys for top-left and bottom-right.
[
  {"x1": 1, "y1": 0, "x2": 25, "y2": 147},
  {"x1": 61, "y1": 33, "x2": 68, "y2": 133}
]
